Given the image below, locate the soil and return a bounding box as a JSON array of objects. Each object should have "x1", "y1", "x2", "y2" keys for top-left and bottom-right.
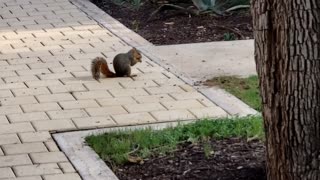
[
  {"x1": 91, "y1": 0, "x2": 253, "y2": 45},
  {"x1": 113, "y1": 138, "x2": 266, "y2": 180}
]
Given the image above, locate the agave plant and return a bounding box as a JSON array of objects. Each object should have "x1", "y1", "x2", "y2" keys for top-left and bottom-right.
[
  {"x1": 147, "y1": 0, "x2": 250, "y2": 21},
  {"x1": 191, "y1": 0, "x2": 216, "y2": 11}
]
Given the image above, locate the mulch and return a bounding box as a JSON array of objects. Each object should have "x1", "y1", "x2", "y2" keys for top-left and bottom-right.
[
  {"x1": 91, "y1": 0, "x2": 253, "y2": 45},
  {"x1": 112, "y1": 138, "x2": 266, "y2": 180}
]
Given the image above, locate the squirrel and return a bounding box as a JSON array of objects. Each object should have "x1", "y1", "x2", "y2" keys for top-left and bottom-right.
[{"x1": 91, "y1": 47, "x2": 142, "y2": 80}]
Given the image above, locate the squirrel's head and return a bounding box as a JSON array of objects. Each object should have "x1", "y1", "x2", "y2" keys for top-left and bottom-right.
[{"x1": 131, "y1": 47, "x2": 142, "y2": 64}]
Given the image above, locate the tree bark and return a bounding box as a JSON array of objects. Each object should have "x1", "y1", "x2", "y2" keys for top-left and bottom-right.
[{"x1": 251, "y1": 0, "x2": 320, "y2": 179}]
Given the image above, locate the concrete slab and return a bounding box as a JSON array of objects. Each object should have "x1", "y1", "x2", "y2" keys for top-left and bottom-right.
[
  {"x1": 139, "y1": 40, "x2": 258, "y2": 117},
  {"x1": 140, "y1": 40, "x2": 256, "y2": 83}
]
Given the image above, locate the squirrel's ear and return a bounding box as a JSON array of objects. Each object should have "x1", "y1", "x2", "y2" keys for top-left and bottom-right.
[{"x1": 133, "y1": 47, "x2": 141, "y2": 54}]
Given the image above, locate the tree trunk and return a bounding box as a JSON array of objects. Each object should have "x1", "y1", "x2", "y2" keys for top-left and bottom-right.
[{"x1": 251, "y1": 0, "x2": 320, "y2": 179}]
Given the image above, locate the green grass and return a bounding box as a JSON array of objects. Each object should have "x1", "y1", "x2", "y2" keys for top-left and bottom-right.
[
  {"x1": 206, "y1": 76, "x2": 261, "y2": 111},
  {"x1": 86, "y1": 116, "x2": 263, "y2": 166}
]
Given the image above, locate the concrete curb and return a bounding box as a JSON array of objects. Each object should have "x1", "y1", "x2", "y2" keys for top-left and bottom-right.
[
  {"x1": 54, "y1": 132, "x2": 119, "y2": 180},
  {"x1": 199, "y1": 87, "x2": 259, "y2": 116}
]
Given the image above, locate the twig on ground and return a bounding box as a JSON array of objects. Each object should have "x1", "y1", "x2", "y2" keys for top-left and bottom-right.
[
  {"x1": 127, "y1": 144, "x2": 140, "y2": 155},
  {"x1": 213, "y1": 25, "x2": 245, "y2": 39}
]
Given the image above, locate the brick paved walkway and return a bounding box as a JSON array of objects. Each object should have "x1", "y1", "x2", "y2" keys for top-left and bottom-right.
[{"x1": 0, "y1": 0, "x2": 228, "y2": 179}]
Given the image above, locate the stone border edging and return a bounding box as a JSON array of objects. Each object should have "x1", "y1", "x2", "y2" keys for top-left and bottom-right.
[
  {"x1": 53, "y1": 120, "x2": 199, "y2": 180},
  {"x1": 53, "y1": 131, "x2": 119, "y2": 180},
  {"x1": 199, "y1": 87, "x2": 259, "y2": 116}
]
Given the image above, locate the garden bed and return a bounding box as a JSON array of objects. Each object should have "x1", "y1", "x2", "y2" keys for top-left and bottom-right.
[
  {"x1": 86, "y1": 117, "x2": 265, "y2": 180},
  {"x1": 116, "y1": 138, "x2": 265, "y2": 180},
  {"x1": 91, "y1": 0, "x2": 253, "y2": 45}
]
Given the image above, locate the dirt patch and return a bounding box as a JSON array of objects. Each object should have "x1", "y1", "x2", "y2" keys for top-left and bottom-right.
[
  {"x1": 112, "y1": 138, "x2": 266, "y2": 180},
  {"x1": 91, "y1": 0, "x2": 253, "y2": 45}
]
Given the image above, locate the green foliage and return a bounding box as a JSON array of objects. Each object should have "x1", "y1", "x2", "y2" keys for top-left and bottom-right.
[
  {"x1": 192, "y1": 0, "x2": 216, "y2": 11},
  {"x1": 203, "y1": 142, "x2": 214, "y2": 158},
  {"x1": 108, "y1": 0, "x2": 249, "y2": 12},
  {"x1": 223, "y1": 32, "x2": 236, "y2": 41},
  {"x1": 131, "y1": 0, "x2": 142, "y2": 8},
  {"x1": 193, "y1": 0, "x2": 250, "y2": 12},
  {"x1": 208, "y1": 76, "x2": 261, "y2": 111},
  {"x1": 86, "y1": 116, "x2": 264, "y2": 166}
]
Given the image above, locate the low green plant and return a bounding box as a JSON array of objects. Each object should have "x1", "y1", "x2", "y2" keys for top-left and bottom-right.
[
  {"x1": 86, "y1": 116, "x2": 263, "y2": 166},
  {"x1": 131, "y1": 0, "x2": 142, "y2": 8},
  {"x1": 203, "y1": 142, "x2": 214, "y2": 158},
  {"x1": 192, "y1": 0, "x2": 216, "y2": 11},
  {"x1": 192, "y1": 0, "x2": 250, "y2": 12},
  {"x1": 223, "y1": 32, "x2": 236, "y2": 41},
  {"x1": 131, "y1": 20, "x2": 140, "y2": 31},
  {"x1": 148, "y1": 0, "x2": 250, "y2": 21}
]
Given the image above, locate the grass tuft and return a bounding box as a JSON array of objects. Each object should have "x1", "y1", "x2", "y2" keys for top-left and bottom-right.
[{"x1": 86, "y1": 116, "x2": 263, "y2": 166}]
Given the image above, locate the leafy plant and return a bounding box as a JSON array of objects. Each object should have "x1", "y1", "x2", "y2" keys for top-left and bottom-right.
[
  {"x1": 192, "y1": 0, "x2": 216, "y2": 11},
  {"x1": 203, "y1": 142, "x2": 214, "y2": 158},
  {"x1": 148, "y1": 0, "x2": 250, "y2": 21},
  {"x1": 194, "y1": 0, "x2": 250, "y2": 12},
  {"x1": 131, "y1": 0, "x2": 142, "y2": 8},
  {"x1": 223, "y1": 32, "x2": 236, "y2": 41}
]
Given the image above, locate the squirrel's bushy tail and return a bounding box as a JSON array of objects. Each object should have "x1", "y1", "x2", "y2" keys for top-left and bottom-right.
[{"x1": 91, "y1": 57, "x2": 116, "y2": 80}]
